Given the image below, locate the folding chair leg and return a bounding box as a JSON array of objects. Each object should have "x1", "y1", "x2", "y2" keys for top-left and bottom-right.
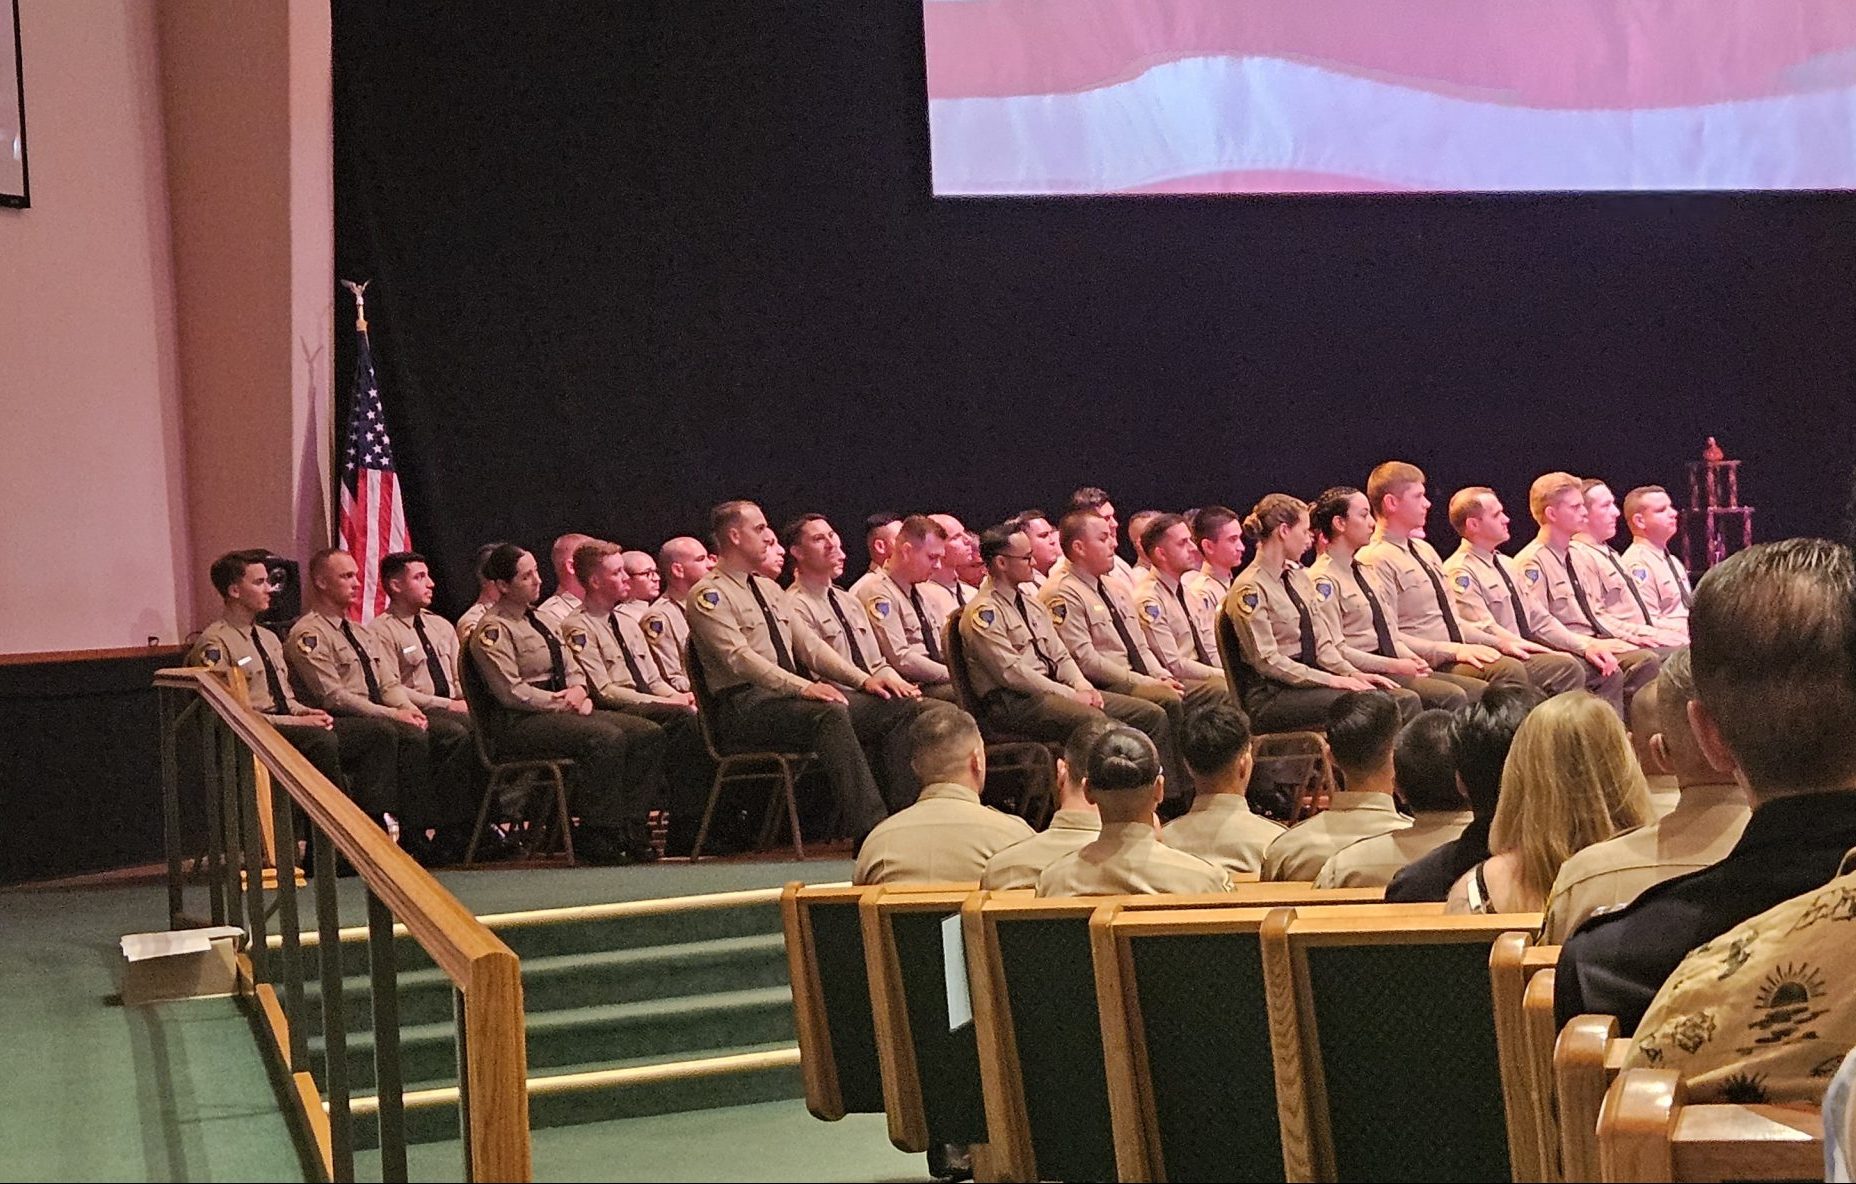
[
  {"x1": 783, "y1": 761, "x2": 805, "y2": 861},
  {"x1": 553, "y1": 767, "x2": 575, "y2": 865},
  {"x1": 690, "y1": 766, "x2": 726, "y2": 862},
  {"x1": 463, "y1": 771, "x2": 501, "y2": 868}
]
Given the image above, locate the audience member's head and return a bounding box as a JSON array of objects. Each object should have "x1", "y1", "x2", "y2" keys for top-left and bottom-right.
[
  {"x1": 1396, "y1": 709, "x2": 1466, "y2": 814},
  {"x1": 1177, "y1": 694, "x2": 1254, "y2": 795},
  {"x1": 1489, "y1": 690, "x2": 1653, "y2": 910},
  {"x1": 1057, "y1": 717, "x2": 1117, "y2": 810},
  {"x1": 1325, "y1": 691, "x2": 1403, "y2": 790},
  {"x1": 908, "y1": 708, "x2": 986, "y2": 791},
  {"x1": 1649, "y1": 648, "x2": 1730, "y2": 788},
  {"x1": 1452, "y1": 684, "x2": 1545, "y2": 827},
  {"x1": 1628, "y1": 677, "x2": 1666, "y2": 779},
  {"x1": 1688, "y1": 538, "x2": 1856, "y2": 801},
  {"x1": 1082, "y1": 726, "x2": 1165, "y2": 823}
]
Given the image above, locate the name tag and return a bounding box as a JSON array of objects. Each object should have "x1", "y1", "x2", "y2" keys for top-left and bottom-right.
[
  {"x1": 402, "y1": 644, "x2": 420, "y2": 656},
  {"x1": 235, "y1": 656, "x2": 251, "y2": 667}
]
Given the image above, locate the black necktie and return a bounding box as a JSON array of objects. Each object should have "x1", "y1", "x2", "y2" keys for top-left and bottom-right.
[
  {"x1": 1096, "y1": 581, "x2": 1149, "y2": 675},
  {"x1": 747, "y1": 577, "x2": 799, "y2": 675},
  {"x1": 955, "y1": 582, "x2": 967, "y2": 608},
  {"x1": 1601, "y1": 548, "x2": 1655, "y2": 625},
  {"x1": 1175, "y1": 582, "x2": 1211, "y2": 665},
  {"x1": 1281, "y1": 573, "x2": 1321, "y2": 668},
  {"x1": 1666, "y1": 552, "x2": 1693, "y2": 609},
  {"x1": 339, "y1": 619, "x2": 384, "y2": 703},
  {"x1": 525, "y1": 609, "x2": 569, "y2": 690},
  {"x1": 609, "y1": 612, "x2": 651, "y2": 689},
  {"x1": 827, "y1": 589, "x2": 871, "y2": 673},
  {"x1": 1350, "y1": 560, "x2": 1397, "y2": 657},
  {"x1": 1404, "y1": 542, "x2": 1463, "y2": 643},
  {"x1": 908, "y1": 585, "x2": 943, "y2": 662},
  {"x1": 1014, "y1": 591, "x2": 1060, "y2": 675},
  {"x1": 1489, "y1": 556, "x2": 1540, "y2": 643},
  {"x1": 411, "y1": 613, "x2": 452, "y2": 698},
  {"x1": 1558, "y1": 552, "x2": 1615, "y2": 639},
  {"x1": 251, "y1": 627, "x2": 290, "y2": 712}
]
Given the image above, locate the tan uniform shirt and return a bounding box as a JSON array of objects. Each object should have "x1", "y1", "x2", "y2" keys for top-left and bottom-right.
[
  {"x1": 1542, "y1": 783, "x2": 1751, "y2": 942},
  {"x1": 1574, "y1": 539, "x2": 1687, "y2": 646},
  {"x1": 1036, "y1": 820, "x2": 1231, "y2": 896},
  {"x1": 1621, "y1": 540, "x2": 1693, "y2": 626},
  {"x1": 849, "y1": 568, "x2": 950, "y2": 685},
  {"x1": 1161, "y1": 794, "x2": 1287, "y2": 877},
  {"x1": 1049, "y1": 553, "x2": 1138, "y2": 600},
  {"x1": 1183, "y1": 566, "x2": 1232, "y2": 620},
  {"x1": 1314, "y1": 810, "x2": 1473, "y2": 888},
  {"x1": 1225, "y1": 560, "x2": 1360, "y2": 689},
  {"x1": 1626, "y1": 848, "x2": 1856, "y2": 1105},
  {"x1": 456, "y1": 600, "x2": 493, "y2": 644},
  {"x1": 641, "y1": 597, "x2": 691, "y2": 692},
  {"x1": 787, "y1": 580, "x2": 899, "y2": 689},
  {"x1": 286, "y1": 610, "x2": 417, "y2": 718},
  {"x1": 1358, "y1": 529, "x2": 1500, "y2": 661},
  {"x1": 979, "y1": 809, "x2": 1103, "y2": 890},
  {"x1": 852, "y1": 782, "x2": 1036, "y2": 885},
  {"x1": 1131, "y1": 568, "x2": 1223, "y2": 682},
  {"x1": 368, "y1": 609, "x2": 463, "y2": 711},
  {"x1": 686, "y1": 567, "x2": 866, "y2": 696},
  {"x1": 616, "y1": 600, "x2": 651, "y2": 626},
  {"x1": 189, "y1": 618, "x2": 307, "y2": 719},
  {"x1": 561, "y1": 606, "x2": 682, "y2": 708},
  {"x1": 1443, "y1": 542, "x2": 1593, "y2": 655},
  {"x1": 532, "y1": 591, "x2": 582, "y2": 633},
  {"x1": 1306, "y1": 551, "x2": 1426, "y2": 674},
  {"x1": 1516, "y1": 537, "x2": 1662, "y2": 646},
  {"x1": 468, "y1": 605, "x2": 583, "y2": 711},
  {"x1": 959, "y1": 577, "x2": 1091, "y2": 699},
  {"x1": 918, "y1": 579, "x2": 964, "y2": 643},
  {"x1": 1261, "y1": 792, "x2": 1411, "y2": 881},
  {"x1": 1041, "y1": 568, "x2": 1172, "y2": 694}
]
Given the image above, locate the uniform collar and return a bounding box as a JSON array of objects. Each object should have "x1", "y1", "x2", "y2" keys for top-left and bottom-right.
[
  {"x1": 1047, "y1": 808, "x2": 1102, "y2": 832},
  {"x1": 916, "y1": 782, "x2": 984, "y2": 806},
  {"x1": 1668, "y1": 782, "x2": 1749, "y2": 811},
  {"x1": 1325, "y1": 790, "x2": 1404, "y2": 815},
  {"x1": 1183, "y1": 792, "x2": 1259, "y2": 817}
]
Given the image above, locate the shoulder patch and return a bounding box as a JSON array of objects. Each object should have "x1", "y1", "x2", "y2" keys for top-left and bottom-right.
[
  {"x1": 976, "y1": 606, "x2": 997, "y2": 629},
  {"x1": 1453, "y1": 572, "x2": 1473, "y2": 590},
  {"x1": 1630, "y1": 565, "x2": 1652, "y2": 583},
  {"x1": 479, "y1": 623, "x2": 503, "y2": 645},
  {"x1": 697, "y1": 588, "x2": 722, "y2": 612},
  {"x1": 296, "y1": 632, "x2": 318, "y2": 653},
  {"x1": 1523, "y1": 564, "x2": 1542, "y2": 586},
  {"x1": 645, "y1": 616, "x2": 666, "y2": 638},
  {"x1": 1238, "y1": 588, "x2": 1261, "y2": 615},
  {"x1": 1312, "y1": 577, "x2": 1336, "y2": 601},
  {"x1": 565, "y1": 626, "x2": 589, "y2": 652},
  {"x1": 1048, "y1": 600, "x2": 1068, "y2": 625},
  {"x1": 1142, "y1": 600, "x2": 1163, "y2": 622},
  {"x1": 872, "y1": 597, "x2": 892, "y2": 620},
  {"x1": 201, "y1": 643, "x2": 223, "y2": 665}
]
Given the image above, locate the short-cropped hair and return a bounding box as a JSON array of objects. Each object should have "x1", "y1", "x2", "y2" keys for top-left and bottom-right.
[
  {"x1": 1621, "y1": 485, "x2": 1667, "y2": 524},
  {"x1": 710, "y1": 500, "x2": 758, "y2": 549},
  {"x1": 908, "y1": 707, "x2": 984, "y2": 783},
  {"x1": 1528, "y1": 472, "x2": 1583, "y2": 525},
  {"x1": 1325, "y1": 691, "x2": 1404, "y2": 779},
  {"x1": 896, "y1": 514, "x2": 947, "y2": 546},
  {"x1": 1177, "y1": 695, "x2": 1254, "y2": 778},
  {"x1": 1395, "y1": 710, "x2": 1464, "y2": 813},
  {"x1": 1067, "y1": 486, "x2": 1112, "y2": 513},
  {"x1": 1139, "y1": 513, "x2": 1187, "y2": 557},
  {"x1": 572, "y1": 540, "x2": 622, "y2": 586},
  {"x1": 210, "y1": 548, "x2": 272, "y2": 597},
  {"x1": 1366, "y1": 461, "x2": 1425, "y2": 517},
  {"x1": 1087, "y1": 725, "x2": 1161, "y2": 792},
  {"x1": 307, "y1": 547, "x2": 347, "y2": 580},
  {"x1": 1190, "y1": 505, "x2": 1239, "y2": 545},
  {"x1": 1452, "y1": 684, "x2": 1543, "y2": 821},
  {"x1": 380, "y1": 551, "x2": 427, "y2": 585},
  {"x1": 1058, "y1": 508, "x2": 1099, "y2": 557},
  {"x1": 978, "y1": 524, "x2": 1023, "y2": 565},
  {"x1": 1448, "y1": 487, "x2": 1496, "y2": 536},
  {"x1": 1063, "y1": 717, "x2": 1118, "y2": 777},
  {"x1": 1690, "y1": 539, "x2": 1856, "y2": 793}
]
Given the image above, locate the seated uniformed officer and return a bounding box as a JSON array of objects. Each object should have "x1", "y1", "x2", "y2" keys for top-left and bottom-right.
[
  {"x1": 1161, "y1": 694, "x2": 1285, "y2": 877},
  {"x1": 468, "y1": 544, "x2": 665, "y2": 864},
  {"x1": 1440, "y1": 486, "x2": 1630, "y2": 712},
  {"x1": 1125, "y1": 509, "x2": 1163, "y2": 572},
  {"x1": 1036, "y1": 726, "x2": 1228, "y2": 896},
  {"x1": 641, "y1": 536, "x2": 714, "y2": 693},
  {"x1": 1578, "y1": 479, "x2": 1687, "y2": 647},
  {"x1": 862, "y1": 512, "x2": 902, "y2": 583},
  {"x1": 286, "y1": 548, "x2": 477, "y2": 864},
  {"x1": 534, "y1": 532, "x2": 596, "y2": 630},
  {"x1": 189, "y1": 549, "x2": 396, "y2": 816},
  {"x1": 1009, "y1": 509, "x2": 1062, "y2": 591},
  {"x1": 369, "y1": 552, "x2": 470, "y2": 718},
  {"x1": 853, "y1": 709, "x2": 1035, "y2": 885},
  {"x1": 849, "y1": 514, "x2": 958, "y2": 702},
  {"x1": 1185, "y1": 504, "x2": 1245, "y2": 608},
  {"x1": 1306, "y1": 486, "x2": 1482, "y2": 711},
  {"x1": 1058, "y1": 486, "x2": 1140, "y2": 595},
  {"x1": 1132, "y1": 513, "x2": 1226, "y2": 689},
  {"x1": 923, "y1": 513, "x2": 978, "y2": 618},
  {"x1": 1224, "y1": 494, "x2": 1419, "y2": 733},
  {"x1": 958, "y1": 525, "x2": 1173, "y2": 777},
  {"x1": 782, "y1": 513, "x2": 938, "y2": 810},
  {"x1": 1513, "y1": 472, "x2": 1660, "y2": 706},
  {"x1": 684, "y1": 501, "x2": 898, "y2": 846},
  {"x1": 1355, "y1": 461, "x2": 1548, "y2": 694},
  {"x1": 617, "y1": 551, "x2": 660, "y2": 624},
  {"x1": 1262, "y1": 691, "x2": 1413, "y2": 881},
  {"x1": 979, "y1": 718, "x2": 1111, "y2": 890},
  {"x1": 1619, "y1": 485, "x2": 1693, "y2": 629}
]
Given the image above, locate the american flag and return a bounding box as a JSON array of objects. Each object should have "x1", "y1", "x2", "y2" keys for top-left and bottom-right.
[{"x1": 339, "y1": 321, "x2": 410, "y2": 623}]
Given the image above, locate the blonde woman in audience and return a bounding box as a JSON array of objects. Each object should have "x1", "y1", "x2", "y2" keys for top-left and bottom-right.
[{"x1": 1447, "y1": 690, "x2": 1651, "y2": 914}]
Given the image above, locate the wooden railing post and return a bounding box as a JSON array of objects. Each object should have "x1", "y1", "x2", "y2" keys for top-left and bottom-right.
[{"x1": 463, "y1": 950, "x2": 531, "y2": 1182}]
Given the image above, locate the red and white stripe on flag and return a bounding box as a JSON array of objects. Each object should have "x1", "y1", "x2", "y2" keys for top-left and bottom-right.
[{"x1": 340, "y1": 468, "x2": 409, "y2": 623}]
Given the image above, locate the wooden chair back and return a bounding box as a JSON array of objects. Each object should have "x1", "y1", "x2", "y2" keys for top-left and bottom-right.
[
  {"x1": 1555, "y1": 1012, "x2": 1624, "y2": 1181},
  {"x1": 1596, "y1": 1068, "x2": 1822, "y2": 1182},
  {"x1": 1489, "y1": 934, "x2": 1564, "y2": 1181}
]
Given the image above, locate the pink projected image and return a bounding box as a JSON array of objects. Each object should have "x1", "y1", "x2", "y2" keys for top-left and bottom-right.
[{"x1": 923, "y1": 0, "x2": 1856, "y2": 194}]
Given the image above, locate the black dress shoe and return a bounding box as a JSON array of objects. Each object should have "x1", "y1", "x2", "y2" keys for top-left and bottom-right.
[{"x1": 572, "y1": 826, "x2": 640, "y2": 866}]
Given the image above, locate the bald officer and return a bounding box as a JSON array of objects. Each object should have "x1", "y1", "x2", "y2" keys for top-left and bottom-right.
[
  {"x1": 685, "y1": 500, "x2": 898, "y2": 841},
  {"x1": 1130, "y1": 513, "x2": 1226, "y2": 687},
  {"x1": 641, "y1": 536, "x2": 714, "y2": 693},
  {"x1": 534, "y1": 532, "x2": 596, "y2": 630},
  {"x1": 1619, "y1": 484, "x2": 1694, "y2": 626},
  {"x1": 1577, "y1": 479, "x2": 1687, "y2": 646},
  {"x1": 616, "y1": 550, "x2": 661, "y2": 625},
  {"x1": 849, "y1": 514, "x2": 958, "y2": 701}
]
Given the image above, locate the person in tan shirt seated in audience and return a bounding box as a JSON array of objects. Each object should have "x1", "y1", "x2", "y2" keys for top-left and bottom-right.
[
  {"x1": 1262, "y1": 691, "x2": 1412, "y2": 881},
  {"x1": 1628, "y1": 679, "x2": 1681, "y2": 818},
  {"x1": 1542, "y1": 649, "x2": 1750, "y2": 941},
  {"x1": 1036, "y1": 727, "x2": 1228, "y2": 896},
  {"x1": 854, "y1": 709, "x2": 1035, "y2": 885},
  {"x1": 979, "y1": 719, "x2": 1112, "y2": 890},
  {"x1": 1161, "y1": 695, "x2": 1284, "y2": 877},
  {"x1": 1317, "y1": 709, "x2": 1473, "y2": 888}
]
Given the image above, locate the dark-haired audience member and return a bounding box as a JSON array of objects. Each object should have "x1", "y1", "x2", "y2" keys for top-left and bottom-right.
[
  {"x1": 1036, "y1": 727, "x2": 1228, "y2": 896},
  {"x1": 641, "y1": 536, "x2": 715, "y2": 693},
  {"x1": 1132, "y1": 513, "x2": 1226, "y2": 688},
  {"x1": 468, "y1": 543, "x2": 666, "y2": 864},
  {"x1": 980, "y1": 719, "x2": 1113, "y2": 890},
  {"x1": 1161, "y1": 696, "x2": 1284, "y2": 876},
  {"x1": 1262, "y1": 691, "x2": 1411, "y2": 880},
  {"x1": 854, "y1": 710, "x2": 1035, "y2": 885},
  {"x1": 1317, "y1": 709, "x2": 1473, "y2": 888},
  {"x1": 851, "y1": 514, "x2": 958, "y2": 701},
  {"x1": 1542, "y1": 650, "x2": 1749, "y2": 942},
  {"x1": 370, "y1": 552, "x2": 469, "y2": 717},
  {"x1": 534, "y1": 532, "x2": 596, "y2": 630},
  {"x1": 456, "y1": 542, "x2": 504, "y2": 642},
  {"x1": 1386, "y1": 685, "x2": 1543, "y2": 902},
  {"x1": 287, "y1": 548, "x2": 477, "y2": 864},
  {"x1": 1185, "y1": 505, "x2": 1245, "y2": 608},
  {"x1": 1557, "y1": 539, "x2": 1856, "y2": 1035}
]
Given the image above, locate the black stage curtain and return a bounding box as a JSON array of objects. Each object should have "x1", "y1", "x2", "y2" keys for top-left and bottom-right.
[{"x1": 335, "y1": 1, "x2": 1856, "y2": 616}]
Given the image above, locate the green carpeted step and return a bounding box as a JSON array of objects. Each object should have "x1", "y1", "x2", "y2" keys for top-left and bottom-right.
[
  {"x1": 311, "y1": 985, "x2": 797, "y2": 1092},
  {"x1": 348, "y1": 1042, "x2": 805, "y2": 1149},
  {"x1": 299, "y1": 932, "x2": 791, "y2": 1032}
]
